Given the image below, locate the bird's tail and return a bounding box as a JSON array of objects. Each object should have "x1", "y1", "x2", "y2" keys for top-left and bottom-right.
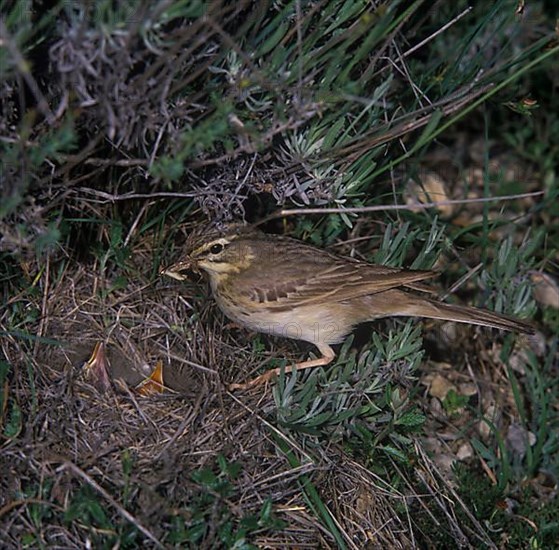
[{"x1": 402, "y1": 294, "x2": 534, "y2": 334}]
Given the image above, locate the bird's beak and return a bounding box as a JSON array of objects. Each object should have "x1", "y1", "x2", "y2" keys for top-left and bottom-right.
[
  {"x1": 135, "y1": 360, "x2": 165, "y2": 396},
  {"x1": 83, "y1": 342, "x2": 112, "y2": 392},
  {"x1": 160, "y1": 259, "x2": 193, "y2": 281}
]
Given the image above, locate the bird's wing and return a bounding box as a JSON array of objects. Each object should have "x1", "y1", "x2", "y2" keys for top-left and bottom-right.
[{"x1": 238, "y1": 257, "x2": 437, "y2": 310}]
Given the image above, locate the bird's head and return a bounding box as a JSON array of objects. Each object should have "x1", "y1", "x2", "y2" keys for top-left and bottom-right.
[{"x1": 161, "y1": 223, "x2": 262, "y2": 285}]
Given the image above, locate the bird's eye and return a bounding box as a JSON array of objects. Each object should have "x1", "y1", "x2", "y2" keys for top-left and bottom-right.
[{"x1": 209, "y1": 243, "x2": 224, "y2": 255}]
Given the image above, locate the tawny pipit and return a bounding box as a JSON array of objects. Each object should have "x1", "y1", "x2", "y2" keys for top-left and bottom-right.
[{"x1": 162, "y1": 224, "x2": 533, "y2": 389}]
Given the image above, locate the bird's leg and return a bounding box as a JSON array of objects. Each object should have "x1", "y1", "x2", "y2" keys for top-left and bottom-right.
[{"x1": 228, "y1": 343, "x2": 335, "y2": 391}]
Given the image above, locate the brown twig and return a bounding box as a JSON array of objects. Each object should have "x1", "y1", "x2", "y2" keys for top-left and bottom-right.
[{"x1": 262, "y1": 190, "x2": 543, "y2": 221}]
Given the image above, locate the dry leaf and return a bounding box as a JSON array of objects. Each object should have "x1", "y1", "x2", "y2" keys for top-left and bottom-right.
[
  {"x1": 428, "y1": 373, "x2": 457, "y2": 400},
  {"x1": 405, "y1": 171, "x2": 453, "y2": 216},
  {"x1": 456, "y1": 442, "x2": 474, "y2": 460},
  {"x1": 478, "y1": 404, "x2": 499, "y2": 440},
  {"x1": 457, "y1": 382, "x2": 478, "y2": 397},
  {"x1": 530, "y1": 271, "x2": 559, "y2": 309},
  {"x1": 506, "y1": 423, "x2": 536, "y2": 460}
]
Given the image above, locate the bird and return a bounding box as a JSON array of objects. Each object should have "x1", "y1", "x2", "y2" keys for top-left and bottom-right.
[
  {"x1": 161, "y1": 223, "x2": 534, "y2": 390},
  {"x1": 82, "y1": 342, "x2": 113, "y2": 392},
  {"x1": 135, "y1": 360, "x2": 166, "y2": 396},
  {"x1": 80, "y1": 342, "x2": 167, "y2": 395}
]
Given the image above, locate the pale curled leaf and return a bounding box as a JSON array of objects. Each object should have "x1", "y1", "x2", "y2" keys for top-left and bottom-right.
[
  {"x1": 405, "y1": 171, "x2": 454, "y2": 216},
  {"x1": 530, "y1": 271, "x2": 559, "y2": 309}
]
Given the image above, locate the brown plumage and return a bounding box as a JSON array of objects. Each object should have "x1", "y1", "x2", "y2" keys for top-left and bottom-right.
[{"x1": 162, "y1": 224, "x2": 533, "y2": 389}]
